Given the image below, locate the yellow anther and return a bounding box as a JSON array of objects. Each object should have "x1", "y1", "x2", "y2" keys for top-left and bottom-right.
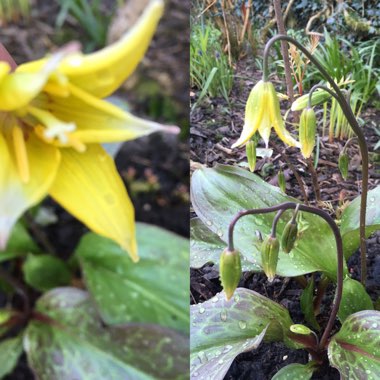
[
  {"x1": 66, "y1": 133, "x2": 86, "y2": 152},
  {"x1": 43, "y1": 83, "x2": 70, "y2": 97}
]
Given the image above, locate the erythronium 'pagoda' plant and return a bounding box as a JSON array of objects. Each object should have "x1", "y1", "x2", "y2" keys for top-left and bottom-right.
[
  {"x1": 0, "y1": 1, "x2": 189, "y2": 378},
  {"x1": 0, "y1": 0, "x2": 177, "y2": 263},
  {"x1": 190, "y1": 35, "x2": 380, "y2": 379}
]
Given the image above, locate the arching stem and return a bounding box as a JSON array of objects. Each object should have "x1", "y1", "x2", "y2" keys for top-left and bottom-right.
[
  {"x1": 264, "y1": 36, "x2": 368, "y2": 286},
  {"x1": 228, "y1": 202, "x2": 343, "y2": 350}
]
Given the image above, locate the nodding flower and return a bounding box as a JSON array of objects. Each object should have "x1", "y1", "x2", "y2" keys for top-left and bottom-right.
[
  {"x1": 0, "y1": 0, "x2": 177, "y2": 262},
  {"x1": 232, "y1": 80, "x2": 300, "y2": 149}
]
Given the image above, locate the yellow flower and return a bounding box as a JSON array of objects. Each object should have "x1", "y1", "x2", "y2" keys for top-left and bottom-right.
[
  {"x1": 0, "y1": 0, "x2": 172, "y2": 262},
  {"x1": 232, "y1": 80, "x2": 300, "y2": 149}
]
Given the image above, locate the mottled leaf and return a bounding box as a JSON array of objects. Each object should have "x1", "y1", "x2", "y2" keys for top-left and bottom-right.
[
  {"x1": 191, "y1": 288, "x2": 297, "y2": 380},
  {"x1": 328, "y1": 310, "x2": 380, "y2": 380},
  {"x1": 0, "y1": 222, "x2": 39, "y2": 263},
  {"x1": 272, "y1": 362, "x2": 316, "y2": 380},
  {"x1": 191, "y1": 165, "x2": 348, "y2": 279},
  {"x1": 76, "y1": 223, "x2": 189, "y2": 332},
  {"x1": 0, "y1": 335, "x2": 23, "y2": 378},
  {"x1": 24, "y1": 287, "x2": 189, "y2": 380},
  {"x1": 341, "y1": 186, "x2": 380, "y2": 258},
  {"x1": 338, "y1": 277, "x2": 374, "y2": 322},
  {"x1": 190, "y1": 218, "x2": 259, "y2": 271},
  {"x1": 22, "y1": 254, "x2": 72, "y2": 292},
  {"x1": 300, "y1": 276, "x2": 320, "y2": 331}
]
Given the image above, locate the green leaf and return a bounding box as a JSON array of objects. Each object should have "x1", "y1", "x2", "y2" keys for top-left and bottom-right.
[
  {"x1": 0, "y1": 222, "x2": 39, "y2": 263},
  {"x1": 190, "y1": 218, "x2": 259, "y2": 271},
  {"x1": 338, "y1": 277, "x2": 374, "y2": 322},
  {"x1": 191, "y1": 165, "x2": 347, "y2": 278},
  {"x1": 0, "y1": 309, "x2": 17, "y2": 338},
  {"x1": 272, "y1": 362, "x2": 316, "y2": 380},
  {"x1": 191, "y1": 288, "x2": 297, "y2": 380},
  {"x1": 76, "y1": 223, "x2": 189, "y2": 332},
  {"x1": 341, "y1": 186, "x2": 380, "y2": 258},
  {"x1": 0, "y1": 335, "x2": 23, "y2": 378},
  {"x1": 22, "y1": 254, "x2": 72, "y2": 292},
  {"x1": 328, "y1": 310, "x2": 380, "y2": 379},
  {"x1": 25, "y1": 287, "x2": 189, "y2": 380},
  {"x1": 300, "y1": 276, "x2": 320, "y2": 330}
]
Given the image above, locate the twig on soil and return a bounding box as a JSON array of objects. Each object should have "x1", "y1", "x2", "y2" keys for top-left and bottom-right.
[{"x1": 215, "y1": 143, "x2": 233, "y2": 155}]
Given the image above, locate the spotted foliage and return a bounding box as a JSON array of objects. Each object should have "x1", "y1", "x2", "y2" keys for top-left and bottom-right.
[
  {"x1": 190, "y1": 288, "x2": 298, "y2": 380},
  {"x1": 24, "y1": 287, "x2": 189, "y2": 380},
  {"x1": 328, "y1": 310, "x2": 380, "y2": 380}
]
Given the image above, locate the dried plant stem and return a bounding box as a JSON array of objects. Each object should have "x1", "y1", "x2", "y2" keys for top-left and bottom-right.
[{"x1": 272, "y1": 0, "x2": 294, "y2": 103}]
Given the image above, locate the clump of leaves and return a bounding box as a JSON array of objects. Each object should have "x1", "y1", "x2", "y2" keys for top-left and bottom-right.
[
  {"x1": 1, "y1": 223, "x2": 189, "y2": 379},
  {"x1": 190, "y1": 21, "x2": 233, "y2": 106},
  {"x1": 0, "y1": 0, "x2": 30, "y2": 24}
]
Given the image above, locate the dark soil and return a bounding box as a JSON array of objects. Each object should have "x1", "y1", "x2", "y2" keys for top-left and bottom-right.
[
  {"x1": 0, "y1": 1, "x2": 189, "y2": 379},
  {"x1": 190, "y1": 50, "x2": 380, "y2": 379}
]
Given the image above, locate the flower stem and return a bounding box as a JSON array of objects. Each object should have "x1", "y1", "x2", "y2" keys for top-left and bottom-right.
[
  {"x1": 227, "y1": 202, "x2": 343, "y2": 350},
  {"x1": 0, "y1": 266, "x2": 30, "y2": 318},
  {"x1": 264, "y1": 35, "x2": 369, "y2": 286}
]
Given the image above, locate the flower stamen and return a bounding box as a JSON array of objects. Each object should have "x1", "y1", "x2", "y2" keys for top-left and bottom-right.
[
  {"x1": 12, "y1": 125, "x2": 29, "y2": 183},
  {"x1": 27, "y1": 106, "x2": 85, "y2": 151}
]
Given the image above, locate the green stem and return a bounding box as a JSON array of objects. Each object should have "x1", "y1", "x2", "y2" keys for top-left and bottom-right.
[
  {"x1": 264, "y1": 35, "x2": 369, "y2": 286},
  {"x1": 227, "y1": 202, "x2": 343, "y2": 350}
]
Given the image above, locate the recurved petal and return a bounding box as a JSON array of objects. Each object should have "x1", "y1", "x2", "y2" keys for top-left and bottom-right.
[
  {"x1": 231, "y1": 80, "x2": 266, "y2": 148},
  {"x1": 48, "y1": 144, "x2": 138, "y2": 261},
  {"x1": 43, "y1": 83, "x2": 178, "y2": 144},
  {"x1": 17, "y1": 0, "x2": 164, "y2": 99},
  {"x1": 0, "y1": 70, "x2": 51, "y2": 112},
  {"x1": 267, "y1": 82, "x2": 300, "y2": 148},
  {"x1": 0, "y1": 133, "x2": 60, "y2": 248}
]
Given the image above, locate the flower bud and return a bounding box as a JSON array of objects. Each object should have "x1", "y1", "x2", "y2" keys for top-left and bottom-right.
[
  {"x1": 291, "y1": 90, "x2": 331, "y2": 111},
  {"x1": 261, "y1": 235, "x2": 279, "y2": 282},
  {"x1": 278, "y1": 169, "x2": 286, "y2": 193},
  {"x1": 246, "y1": 140, "x2": 256, "y2": 172},
  {"x1": 290, "y1": 324, "x2": 312, "y2": 335},
  {"x1": 299, "y1": 107, "x2": 316, "y2": 159},
  {"x1": 219, "y1": 248, "x2": 242, "y2": 300},
  {"x1": 338, "y1": 151, "x2": 349, "y2": 180},
  {"x1": 281, "y1": 219, "x2": 298, "y2": 253}
]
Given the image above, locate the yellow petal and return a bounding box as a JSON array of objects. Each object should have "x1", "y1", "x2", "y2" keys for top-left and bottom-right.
[
  {"x1": 48, "y1": 144, "x2": 138, "y2": 261},
  {"x1": 232, "y1": 80, "x2": 266, "y2": 148},
  {"x1": 267, "y1": 82, "x2": 300, "y2": 148},
  {"x1": 0, "y1": 72, "x2": 50, "y2": 111},
  {"x1": 0, "y1": 133, "x2": 60, "y2": 248},
  {"x1": 43, "y1": 83, "x2": 178, "y2": 143},
  {"x1": 258, "y1": 111, "x2": 272, "y2": 148},
  {"x1": 18, "y1": 0, "x2": 164, "y2": 99}
]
